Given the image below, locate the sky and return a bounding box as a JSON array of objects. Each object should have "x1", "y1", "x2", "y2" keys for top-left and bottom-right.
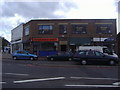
[{"x1": 0, "y1": 0, "x2": 120, "y2": 41}]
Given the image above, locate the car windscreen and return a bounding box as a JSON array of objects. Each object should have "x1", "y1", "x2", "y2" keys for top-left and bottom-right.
[{"x1": 95, "y1": 51, "x2": 104, "y2": 56}]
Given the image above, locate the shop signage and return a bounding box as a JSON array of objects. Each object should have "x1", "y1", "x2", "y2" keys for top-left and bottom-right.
[
  {"x1": 59, "y1": 41, "x2": 68, "y2": 45},
  {"x1": 31, "y1": 38, "x2": 58, "y2": 42},
  {"x1": 93, "y1": 38, "x2": 107, "y2": 41}
]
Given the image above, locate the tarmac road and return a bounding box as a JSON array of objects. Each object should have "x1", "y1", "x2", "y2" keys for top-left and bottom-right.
[{"x1": 1, "y1": 58, "x2": 120, "y2": 89}]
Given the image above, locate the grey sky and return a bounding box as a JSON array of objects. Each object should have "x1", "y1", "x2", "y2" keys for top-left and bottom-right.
[
  {"x1": 0, "y1": 0, "x2": 119, "y2": 41},
  {"x1": 3, "y1": 2, "x2": 63, "y2": 18},
  {"x1": 0, "y1": 1, "x2": 77, "y2": 41}
]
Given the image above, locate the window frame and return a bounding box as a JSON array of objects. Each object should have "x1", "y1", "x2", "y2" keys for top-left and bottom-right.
[
  {"x1": 96, "y1": 24, "x2": 112, "y2": 34},
  {"x1": 72, "y1": 24, "x2": 87, "y2": 34},
  {"x1": 38, "y1": 25, "x2": 53, "y2": 34},
  {"x1": 59, "y1": 24, "x2": 67, "y2": 34},
  {"x1": 24, "y1": 26, "x2": 30, "y2": 36}
]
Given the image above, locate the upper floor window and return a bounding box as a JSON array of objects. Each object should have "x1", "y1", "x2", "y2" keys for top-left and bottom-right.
[
  {"x1": 59, "y1": 25, "x2": 67, "y2": 34},
  {"x1": 72, "y1": 24, "x2": 87, "y2": 34},
  {"x1": 96, "y1": 23, "x2": 112, "y2": 34},
  {"x1": 38, "y1": 25, "x2": 53, "y2": 34},
  {"x1": 24, "y1": 26, "x2": 29, "y2": 36}
]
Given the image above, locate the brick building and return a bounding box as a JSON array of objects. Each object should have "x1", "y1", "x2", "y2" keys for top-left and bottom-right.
[
  {"x1": 22, "y1": 19, "x2": 117, "y2": 56},
  {"x1": 117, "y1": 32, "x2": 120, "y2": 58}
]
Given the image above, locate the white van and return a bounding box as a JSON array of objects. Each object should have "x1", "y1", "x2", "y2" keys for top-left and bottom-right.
[{"x1": 78, "y1": 46, "x2": 118, "y2": 57}]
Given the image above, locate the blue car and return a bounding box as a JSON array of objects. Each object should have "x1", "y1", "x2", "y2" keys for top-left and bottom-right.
[{"x1": 12, "y1": 50, "x2": 38, "y2": 60}]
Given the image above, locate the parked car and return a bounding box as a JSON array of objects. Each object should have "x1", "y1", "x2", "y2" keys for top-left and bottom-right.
[
  {"x1": 78, "y1": 46, "x2": 118, "y2": 57},
  {"x1": 12, "y1": 50, "x2": 38, "y2": 60},
  {"x1": 73, "y1": 50, "x2": 120, "y2": 65},
  {"x1": 47, "y1": 52, "x2": 73, "y2": 61}
]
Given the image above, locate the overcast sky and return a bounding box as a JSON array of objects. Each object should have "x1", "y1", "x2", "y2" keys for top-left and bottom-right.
[{"x1": 0, "y1": 0, "x2": 119, "y2": 41}]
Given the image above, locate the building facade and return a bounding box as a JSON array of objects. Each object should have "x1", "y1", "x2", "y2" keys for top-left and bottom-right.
[
  {"x1": 117, "y1": 32, "x2": 120, "y2": 58},
  {"x1": 11, "y1": 23, "x2": 24, "y2": 53},
  {"x1": 22, "y1": 19, "x2": 117, "y2": 56}
]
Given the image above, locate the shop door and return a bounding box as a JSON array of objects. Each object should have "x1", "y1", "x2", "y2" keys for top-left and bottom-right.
[
  {"x1": 61, "y1": 45, "x2": 67, "y2": 52},
  {"x1": 70, "y1": 45, "x2": 76, "y2": 53},
  {"x1": 33, "y1": 45, "x2": 38, "y2": 55}
]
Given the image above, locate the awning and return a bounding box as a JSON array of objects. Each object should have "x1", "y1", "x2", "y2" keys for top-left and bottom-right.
[
  {"x1": 31, "y1": 38, "x2": 58, "y2": 42},
  {"x1": 69, "y1": 38, "x2": 91, "y2": 45}
]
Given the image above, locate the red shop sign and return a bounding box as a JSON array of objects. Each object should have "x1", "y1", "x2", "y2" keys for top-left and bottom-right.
[{"x1": 31, "y1": 38, "x2": 58, "y2": 42}]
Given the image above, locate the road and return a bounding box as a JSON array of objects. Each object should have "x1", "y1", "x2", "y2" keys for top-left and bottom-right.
[{"x1": 1, "y1": 59, "x2": 120, "y2": 89}]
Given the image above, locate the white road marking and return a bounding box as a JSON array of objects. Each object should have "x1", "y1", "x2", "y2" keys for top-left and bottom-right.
[
  {"x1": 70, "y1": 77, "x2": 118, "y2": 80},
  {"x1": 3, "y1": 73, "x2": 29, "y2": 76},
  {"x1": 0, "y1": 82, "x2": 6, "y2": 84},
  {"x1": 113, "y1": 82, "x2": 120, "y2": 86},
  {"x1": 13, "y1": 77, "x2": 65, "y2": 84},
  {"x1": 65, "y1": 84, "x2": 120, "y2": 87}
]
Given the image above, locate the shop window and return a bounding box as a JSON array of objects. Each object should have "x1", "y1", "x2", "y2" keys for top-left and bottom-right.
[
  {"x1": 40, "y1": 42, "x2": 55, "y2": 51},
  {"x1": 59, "y1": 25, "x2": 67, "y2": 34},
  {"x1": 38, "y1": 25, "x2": 53, "y2": 34},
  {"x1": 24, "y1": 26, "x2": 29, "y2": 36},
  {"x1": 72, "y1": 25, "x2": 87, "y2": 34},
  {"x1": 96, "y1": 24, "x2": 112, "y2": 34},
  {"x1": 61, "y1": 45, "x2": 67, "y2": 52}
]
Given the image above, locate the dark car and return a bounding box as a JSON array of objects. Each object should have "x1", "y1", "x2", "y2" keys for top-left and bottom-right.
[
  {"x1": 73, "y1": 50, "x2": 119, "y2": 65},
  {"x1": 12, "y1": 50, "x2": 38, "y2": 60},
  {"x1": 47, "y1": 52, "x2": 73, "y2": 61}
]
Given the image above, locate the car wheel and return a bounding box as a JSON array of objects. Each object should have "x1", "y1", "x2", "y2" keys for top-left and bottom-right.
[
  {"x1": 109, "y1": 60, "x2": 115, "y2": 65},
  {"x1": 13, "y1": 56, "x2": 17, "y2": 60},
  {"x1": 50, "y1": 58, "x2": 54, "y2": 61},
  {"x1": 68, "y1": 58, "x2": 72, "y2": 61},
  {"x1": 81, "y1": 60, "x2": 87, "y2": 65},
  {"x1": 30, "y1": 57, "x2": 34, "y2": 60}
]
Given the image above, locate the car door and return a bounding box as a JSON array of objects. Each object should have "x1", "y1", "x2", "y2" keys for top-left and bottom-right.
[
  {"x1": 55, "y1": 54, "x2": 61, "y2": 60},
  {"x1": 65, "y1": 52, "x2": 72, "y2": 60},
  {"x1": 94, "y1": 51, "x2": 106, "y2": 63},
  {"x1": 20, "y1": 51, "x2": 29, "y2": 59},
  {"x1": 73, "y1": 50, "x2": 86, "y2": 60},
  {"x1": 53, "y1": 53, "x2": 63, "y2": 60},
  {"x1": 86, "y1": 50, "x2": 96, "y2": 62},
  {"x1": 16, "y1": 51, "x2": 22, "y2": 59},
  {"x1": 58, "y1": 53, "x2": 66, "y2": 60}
]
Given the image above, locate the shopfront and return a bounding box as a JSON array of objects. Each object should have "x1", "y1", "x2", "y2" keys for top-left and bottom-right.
[
  {"x1": 30, "y1": 37, "x2": 92, "y2": 56},
  {"x1": 69, "y1": 37, "x2": 92, "y2": 52},
  {"x1": 31, "y1": 38, "x2": 58, "y2": 56},
  {"x1": 59, "y1": 41, "x2": 68, "y2": 52}
]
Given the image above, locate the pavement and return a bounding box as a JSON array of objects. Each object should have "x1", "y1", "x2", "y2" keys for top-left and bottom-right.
[{"x1": 2, "y1": 53, "x2": 12, "y2": 59}]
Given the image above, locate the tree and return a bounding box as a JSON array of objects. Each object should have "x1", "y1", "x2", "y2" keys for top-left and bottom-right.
[{"x1": 0, "y1": 36, "x2": 10, "y2": 52}]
